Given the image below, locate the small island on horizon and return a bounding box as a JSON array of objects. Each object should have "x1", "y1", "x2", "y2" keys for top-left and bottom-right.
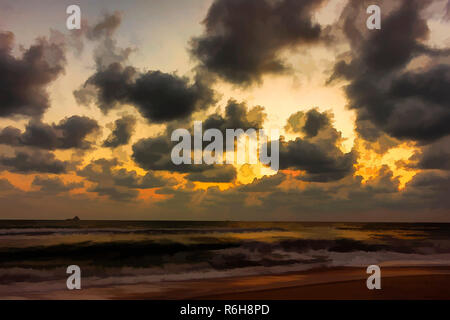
[{"x1": 65, "y1": 216, "x2": 80, "y2": 222}]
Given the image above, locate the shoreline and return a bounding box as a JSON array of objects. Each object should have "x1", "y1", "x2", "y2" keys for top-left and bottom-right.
[
  {"x1": 12, "y1": 266, "x2": 450, "y2": 300},
  {"x1": 173, "y1": 266, "x2": 450, "y2": 300}
]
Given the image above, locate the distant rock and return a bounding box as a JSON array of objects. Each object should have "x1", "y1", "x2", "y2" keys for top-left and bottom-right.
[{"x1": 66, "y1": 216, "x2": 80, "y2": 221}]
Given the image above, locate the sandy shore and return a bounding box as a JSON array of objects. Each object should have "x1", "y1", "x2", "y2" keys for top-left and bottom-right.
[
  {"x1": 169, "y1": 266, "x2": 450, "y2": 300},
  {"x1": 24, "y1": 266, "x2": 449, "y2": 300},
  {"x1": 201, "y1": 272, "x2": 450, "y2": 300}
]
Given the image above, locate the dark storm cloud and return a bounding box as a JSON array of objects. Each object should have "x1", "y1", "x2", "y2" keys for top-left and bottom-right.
[
  {"x1": 412, "y1": 136, "x2": 450, "y2": 171},
  {"x1": 279, "y1": 137, "x2": 356, "y2": 182},
  {"x1": 132, "y1": 106, "x2": 353, "y2": 183},
  {"x1": 446, "y1": 0, "x2": 450, "y2": 21},
  {"x1": 85, "y1": 11, "x2": 134, "y2": 69},
  {"x1": 76, "y1": 159, "x2": 143, "y2": 201},
  {"x1": 190, "y1": 0, "x2": 328, "y2": 85},
  {"x1": 0, "y1": 178, "x2": 16, "y2": 192},
  {"x1": 112, "y1": 168, "x2": 177, "y2": 189},
  {"x1": 359, "y1": 1, "x2": 431, "y2": 72},
  {"x1": 132, "y1": 135, "x2": 182, "y2": 172},
  {"x1": 131, "y1": 134, "x2": 237, "y2": 181},
  {"x1": 0, "y1": 126, "x2": 21, "y2": 145},
  {"x1": 223, "y1": 165, "x2": 446, "y2": 218},
  {"x1": 285, "y1": 108, "x2": 331, "y2": 137},
  {"x1": 329, "y1": 0, "x2": 450, "y2": 143},
  {"x1": 87, "y1": 185, "x2": 139, "y2": 202},
  {"x1": 74, "y1": 11, "x2": 216, "y2": 122},
  {"x1": 279, "y1": 109, "x2": 356, "y2": 182},
  {"x1": 203, "y1": 99, "x2": 266, "y2": 132},
  {"x1": 0, "y1": 31, "x2": 66, "y2": 118},
  {"x1": 74, "y1": 62, "x2": 135, "y2": 111},
  {"x1": 131, "y1": 99, "x2": 263, "y2": 180},
  {"x1": 86, "y1": 11, "x2": 122, "y2": 40},
  {"x1": 404, "y1": 171, "x2": 450, "y2": 209},
  {"x1": 0, "y1": 116, "x2": 100, "y2": 150},
  {"x1": 75, "y1": 63, "x2": 216, "y2": 123},
  {"x1": 0, "y1": 151, "x2": 67, "y2": 173},
  {"x1": 32, "y1": 176, "x2": 83, "y2": 194},
  {"x1": 384, "y1": 65, "x2": 450, "y2": 141},
  {"x1": 239, "y1": 172, "x2": 286, "y2": 192},
  {"x1": 77, "y1": 158, "x2": 119, "y2": 182},
  {"x1": 103, "y1": 115, "x2": 136, "y2": 148},
  {"x1": 78, "y1": 158, "x2": 176, "y2": 191},
  {"x1": 360, "y1": 165, "x2": 400, "y2": 194},
  {"x1": 407, "y1": 171, "x2": 450, "y2": 189},
  {"x1": 120, "y1": 163, "x2": 450, "y2": 219},
  {"x1": 128, "y1": 70, "x2": 216, "y2": 122},
  {"x1": 153, "y1": 183, "x2": 210, "y2": 212},
  {"x1": 186, "y1": 165, "x2": 237, "y2": 183}
]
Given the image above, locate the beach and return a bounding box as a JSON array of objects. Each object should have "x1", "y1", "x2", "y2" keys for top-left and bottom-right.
[
  {"x1": 8, "y1": 266, "x2": 450, "y2": 300},
  {"x1": 1, "y1": 221, "x2": 450, "y2": 299},
  {"x1": 198, "y1": 267, "x2": 450, "y2": 300}
]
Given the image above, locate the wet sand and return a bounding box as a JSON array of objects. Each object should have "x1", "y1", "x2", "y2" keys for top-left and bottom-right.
[
  {"x1": 34, "y1": 266, "x2": 450, "y2": 300},
  {"x1": 181, "y1": 266, "x2": 450, "y2": 300},
  {"x1": 202, "y1": 273, "x2": 450, "y2": 300}
]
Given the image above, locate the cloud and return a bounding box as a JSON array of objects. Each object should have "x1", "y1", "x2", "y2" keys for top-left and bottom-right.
[
  {"x1": 384, "y1": 65, "x2": 450, "y2": 141},
  {"x1": 405, "y1": 171, "x2": 450, "y2": 209},
  {"x1": 86, "y1": 11, "x2": 134, "y2": 69},
  {"x1": 74, "y1": 62, "x2": 135, "y2": 111},
  {"x1": 186, "y1": 165, "x2": 237, "y2": 183},
  {"x1": 72, "y1": 11, "x2": 134, "y2": 105},
  {"x1": 412, "y1": 136, "x2": 450, "y2": 171},
  {"x1": 0, "y1": 126, "x2": 21, "y2": 145},
  {"x1": 77, "y1": 158, "x2": 139, "y2": 201},
  {"x1": 132, "y1": 135, "x2": 184, "y2": 172},
  {"x1": 278, "y1": 109, "x2": 356, "y2": 182},
  {"x1": 77, "y1": 158, "x2": 176, "y2": 202},
  {"x1": 0, "y1": 178, "x2": 16, "y2": 192},
  {"x1": 87, "y1": 185, "x2": 139, "y2": 202},
  {"x1": 0, "y1": 151, "x2": 68, "y2": 173},
  {"x1": 103, "y1": 115, "x2": 136, "y2": 148},
  {"x1": 86, "y1": 11, "x2": 122, "y2": 40},
  {"x1": 77, "y1": 158, "x2": 120, "y2": 182},
  {"x1": 279, "y1": 137, "x2": 356, "y2": 182},
  {"x1": 32, "y1": 176, "x2": 83, "y2": 194},
  {"x1": 132, "y1": 99, "x2": 265, "y2": 176},
  {"x1": 133, "y1": 107, "x2": 353, "y2": 184},
  {"x1": 239, "y1": 172, "x2": 286, "y2": 192},
  {"x1": 0, "y1": 116, "x2": 100, "y2": 150},
  {"x1": 285, "y1": 108, "x2": 331, "y2": 137},
  {"x1": 154, "y1": 163, "x2": 450, "y2": 220},
  {"x1": 408, "y1": 171, "x2": 449, "y2": 189},
  {"x1": 0, "y1": 31, "x2": 66, "y2": 118},
  {"x1": 203, "y1": 99, "x2": 266, "y2": 132},
  {"x1": 73, "y1": 12, "x2": 216, "y2": 123},
  {"x1": 128, "y1": 69, "x2": 216, "y2": 122},
  {"x1": 131, "y1": 134, "x2": 238, "y2": 182},
  {"x1": 75, "y1": 63, "x2": 216, "y2": 123},
  {"x1": 329, "y1": 0, "x2": 450, "y2": 143},
  {"x1": 190, "y1": 0, "x2": 328, "y2": 85},
  {"x1": 446, "y1": 0, "x2": 450, "y2": 21},
  {"x1": 362, "y1": 165, "x2": 400, "y2": 193},
  {"x1": 112, "y1": 168, "x2": 177, "y2": 189}
]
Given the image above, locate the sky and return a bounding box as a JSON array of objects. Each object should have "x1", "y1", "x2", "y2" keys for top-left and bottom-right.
[{"x1": 0, "y1": 0, "x2": 449, "y2": 221}]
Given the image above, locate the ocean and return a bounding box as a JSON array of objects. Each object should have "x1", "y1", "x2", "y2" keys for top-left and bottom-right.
[{"x1": 1, "y1": 220, "x2": 450, "y2": 298}]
